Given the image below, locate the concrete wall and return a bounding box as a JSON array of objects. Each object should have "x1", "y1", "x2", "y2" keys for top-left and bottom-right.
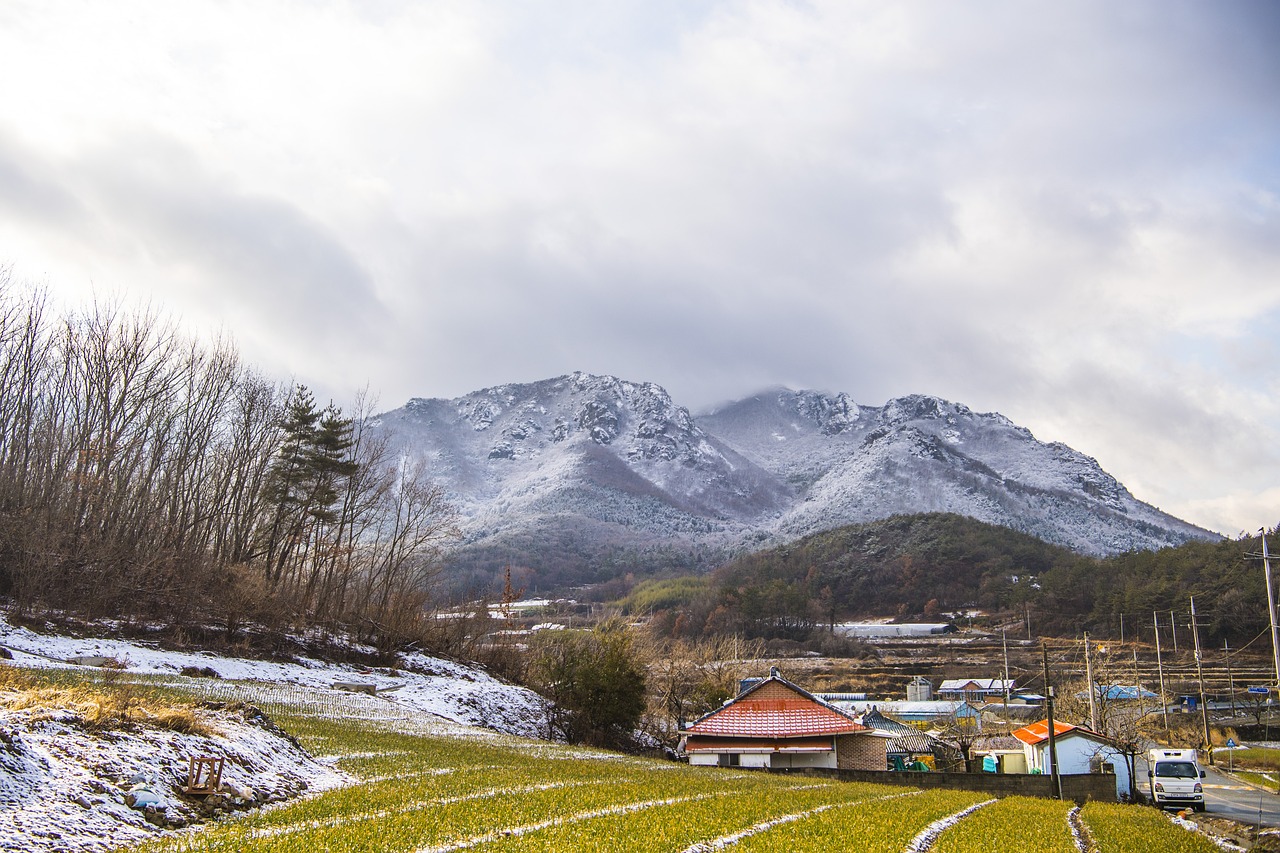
[{"x1": 771, "y1": 768, "x2": 1117, "y2": 804}]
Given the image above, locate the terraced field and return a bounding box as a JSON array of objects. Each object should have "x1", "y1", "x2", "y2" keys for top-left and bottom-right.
[{"x1": 124, "y1": 699, "x2": 1223, "y2": 853}]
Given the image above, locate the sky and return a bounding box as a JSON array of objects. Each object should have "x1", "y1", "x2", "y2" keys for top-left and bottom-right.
[{"x1": 0, "y1": 1, "x2": 1277, "y2": 537}]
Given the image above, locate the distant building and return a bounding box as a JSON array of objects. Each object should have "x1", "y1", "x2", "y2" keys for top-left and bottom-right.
[
  {"x1": 1080, "y1": 685, "x2": 1160, "y2": 702},
  {"x1": 681, "y1": 669, "x2": 888, "y2": 771},
  {"x1": 832, "y1": 699, "x2": 982, "y2": 725},
  {"x1": 937, "y1": 678, "x2": 1016, "y2": 703},
  {"x1": 834, "y1": 623, "x2": 956, "y2": 638}
]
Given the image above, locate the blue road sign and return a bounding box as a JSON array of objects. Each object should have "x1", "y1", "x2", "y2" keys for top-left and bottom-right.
[{"x1": 1248, "y1": 686, "x2": 1272, "y2": 695}]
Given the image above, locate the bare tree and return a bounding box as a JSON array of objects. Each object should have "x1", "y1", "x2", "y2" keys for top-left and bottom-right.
[{"x1": 0, "y1": 276, "x2": 460, "y2": 652}]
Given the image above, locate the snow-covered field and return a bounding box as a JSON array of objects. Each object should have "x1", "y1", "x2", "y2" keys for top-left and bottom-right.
[{"x1": 0, "y1": 613, "x2": 550, "y2": 852}]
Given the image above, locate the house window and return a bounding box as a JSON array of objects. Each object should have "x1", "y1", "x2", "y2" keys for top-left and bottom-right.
[{"x1": 718, "y1": 753, "x2": 740, "y2": 767}]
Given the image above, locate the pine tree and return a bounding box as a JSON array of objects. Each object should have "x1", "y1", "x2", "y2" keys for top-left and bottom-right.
[{"x1": 260, "y1": 386, "x2": 321, "y2": 584}]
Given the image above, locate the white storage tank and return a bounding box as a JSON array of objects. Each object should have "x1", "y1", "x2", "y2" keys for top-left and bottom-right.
[{"x1": 906, "y1": 676, "x2": 933, "y2": 702}]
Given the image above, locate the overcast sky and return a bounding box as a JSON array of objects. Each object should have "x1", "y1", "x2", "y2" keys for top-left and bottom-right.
[{"x1": 1, "y1": 1, "x2": 1277, "y2": 537}]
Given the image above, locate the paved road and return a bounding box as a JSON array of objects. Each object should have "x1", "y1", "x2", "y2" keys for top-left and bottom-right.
[{"x1": 1136, "y1": 754, "x2": 1280, "y2": 827}]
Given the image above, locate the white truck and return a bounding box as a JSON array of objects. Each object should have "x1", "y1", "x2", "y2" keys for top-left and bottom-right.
[{"x1": 1146, "y1": 748, "x2": 1206, "y2": 812}]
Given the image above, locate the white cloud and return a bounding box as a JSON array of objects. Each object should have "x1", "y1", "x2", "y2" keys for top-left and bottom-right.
[{"x1": 0, "y1": 0, "x2": 1277, "y2": 533}]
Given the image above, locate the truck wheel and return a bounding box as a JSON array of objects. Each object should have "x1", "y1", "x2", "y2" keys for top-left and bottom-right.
[{"x1": 1194, "y1": 804, "x2": 1206, "y2": 813}]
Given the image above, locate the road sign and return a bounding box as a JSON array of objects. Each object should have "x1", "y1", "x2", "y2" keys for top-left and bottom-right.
[
  {"x1": 1227, "y1": 738, "x2": 1238, "y2": 748},
  {"x1": 1248, "y1": 686, "x2": 1271, "y2": 695}
]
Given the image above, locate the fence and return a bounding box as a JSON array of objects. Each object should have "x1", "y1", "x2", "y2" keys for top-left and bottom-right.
[{"x1": 771, "y1": 767, "x2": 1118, "y2": 803}]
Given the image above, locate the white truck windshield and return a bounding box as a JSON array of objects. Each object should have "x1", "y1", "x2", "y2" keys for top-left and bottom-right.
[{"x1": 1155, "y1": 762, "x2": 1198, "y2": 778}]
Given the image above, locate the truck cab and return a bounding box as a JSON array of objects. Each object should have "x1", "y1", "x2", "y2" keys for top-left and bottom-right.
[{"x1": 1146, "y1": 748, "x2": 1205, "y2": 812}]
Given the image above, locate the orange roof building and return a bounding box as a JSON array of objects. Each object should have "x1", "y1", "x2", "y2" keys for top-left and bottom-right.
[
  {"x1": 1009, "y1": 718, "x2": 1131, "y2": 800},
  {"x1": 1011, "y1": 719, "x2": 1078, "y2": 746},
  {"x1": 681, "y1": 669, "x2": 888, "y2": 771}
]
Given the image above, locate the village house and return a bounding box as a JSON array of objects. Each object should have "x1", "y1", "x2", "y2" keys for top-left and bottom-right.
[
  {"x1": 858, "y1": 707, "x2": 957, "y2": 771},
  {"x1": 1012, "y1": 719, "x2": 1132, "y2": 800},
  {"x1": 937, "y1": 678, "x2": 1016, "y2": 703},
  {"x1": 681, "y1": 669, "x2": 889, "y2": 770}
]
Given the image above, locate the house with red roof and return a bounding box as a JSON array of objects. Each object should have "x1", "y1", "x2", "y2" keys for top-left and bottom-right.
[
  {"x1": 1012, "y1": 719, "x2": 1131, "y2": 799},
  {"x1": 680, "y1": 669, "x2": 889, "y2": 770}
]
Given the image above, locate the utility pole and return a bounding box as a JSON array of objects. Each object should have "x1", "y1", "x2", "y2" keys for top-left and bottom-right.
[
  {"x1": 1085, "y1": 632, "x2": 1099, "y2": 731},
  {"x1": 1120, "y1": 613, "x2": 1125, "y2": 645},
  {"x1": 1263, "y1": 530, "x2": 1280, "y2": 689},
  {"x1": 1043, "y1": 642, "x2": 1062, "y2": 799},
  {"x1": 1171, "y1": 610, "x2": 1178, "y2": 654},
  {"x1": 1134, "y1": 648, "x2": 1145, "y2": 720},
  {"x1": 1154, "y1": 610, "x2": 1170, "y2": 737},
  {"x1": 1190, "y1": 595, "x2": 1214, "y2": 765},
  {"x1": 1225, "y1": 639, "x2": 1237, "y2": 720},
  {"x1": 1002, "y1": 628, "x2": 1011, "y2": 709}
]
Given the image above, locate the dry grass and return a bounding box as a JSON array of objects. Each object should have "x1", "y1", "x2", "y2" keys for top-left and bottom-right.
[{"x1": 0, "y1": 663, "x2": 216, "y2": 736}]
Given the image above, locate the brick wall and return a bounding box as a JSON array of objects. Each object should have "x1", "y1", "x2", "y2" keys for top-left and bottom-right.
[
  {"x1": 835, "y1": 733, "x2": 887, "y2": 771},
  {"x1": 748, "y1": 681, "x2": 798, "y2": 701}
]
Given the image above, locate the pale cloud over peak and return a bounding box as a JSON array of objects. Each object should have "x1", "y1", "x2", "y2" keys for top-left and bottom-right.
[{"x1": 1, "y1": 0, "x2": 1277, "y2": 536}]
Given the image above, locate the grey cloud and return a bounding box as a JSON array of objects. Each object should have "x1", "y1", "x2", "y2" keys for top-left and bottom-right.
[
  {"x1": 82, "y1": 135, "x2": 386, "y2": 338},
  {"x1": 0, "y1": 131, "x2": 91, "y2": 231}
]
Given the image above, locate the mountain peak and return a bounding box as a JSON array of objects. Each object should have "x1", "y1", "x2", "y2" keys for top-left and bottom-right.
[{"x1": 373, "y1": 375, "x2": 1219, "y2": 592}]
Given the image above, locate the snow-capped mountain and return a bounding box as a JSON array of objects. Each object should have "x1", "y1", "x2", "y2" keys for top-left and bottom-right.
[
  {"x1": 367, "y1": 374, "x2": 789, "y2": 585},
  {"x1": 368, "y1": 374, "x2": 1217, "y2": 587},
  {"x1": 700, "y1": 389, "x2": 1213, "y2": 555}
]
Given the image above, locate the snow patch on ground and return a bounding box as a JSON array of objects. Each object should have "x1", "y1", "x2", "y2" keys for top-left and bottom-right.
[
  {"x1": 0, "y1": 703, "x2": 346, "y2": 853},
  {"x1": 0, "y1": 615, "x2": 549, "y2": 739},
  {"x1": 0, "y1": 612, "x2": 552, "y2": 852}
]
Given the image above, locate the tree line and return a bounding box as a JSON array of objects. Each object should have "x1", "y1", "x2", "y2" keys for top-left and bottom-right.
[
  {"x1": 0, "y1": 272, "x2": 456, "y2": 650},
  {"x1": 624, "y1": 513, "x2": 1278, "y2": 649}
]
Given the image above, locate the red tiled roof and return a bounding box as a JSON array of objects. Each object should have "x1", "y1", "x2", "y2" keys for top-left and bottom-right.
[
  {"x1": 686, "y1": 697, "x2": 866, "y2": 738},
  {"x1": 1012, "y1": 719, "x2": 1078, "y2": 746}
]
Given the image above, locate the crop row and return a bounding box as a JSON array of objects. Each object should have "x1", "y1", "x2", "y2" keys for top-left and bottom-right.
[
  {"x1": 126, "y1": 680, "x2": 1223, "y2": 853},
  {"x1": 1077, "y1": 802, "x2": 1220, "y2": 853}
]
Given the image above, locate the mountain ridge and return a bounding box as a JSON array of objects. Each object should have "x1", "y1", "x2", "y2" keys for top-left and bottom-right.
[{"x1": 367, "y1": 373, "x2": 1218, "y2": 592}]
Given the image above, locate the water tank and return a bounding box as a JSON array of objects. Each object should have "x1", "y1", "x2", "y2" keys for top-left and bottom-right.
[{"x1": 907, "y1": 677, "x2": 933, "y2": 702}]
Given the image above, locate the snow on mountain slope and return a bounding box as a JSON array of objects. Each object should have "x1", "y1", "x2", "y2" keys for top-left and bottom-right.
[
  {"x1": 701, "y1": 389, "x2": 1214, "y2": 554},
  {"x1": 370, "y1": 376, "x2": 1218, "y2": 583},
  {"x1": 369, "y1": 373, "x2": 791, "y2": 549}
]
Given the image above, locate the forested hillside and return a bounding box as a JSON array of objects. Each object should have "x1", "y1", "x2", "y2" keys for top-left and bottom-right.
[
  {"x1": 630, "y1": 513, "x2": 1275, "y2": 647},
  {"x1": 0, "y1": 276, "x2": 456, "y2": 648}
]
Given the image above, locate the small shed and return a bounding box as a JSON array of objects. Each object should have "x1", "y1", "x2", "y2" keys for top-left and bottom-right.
[{"x1": 970, "y1": 732, "x2": 1028, "y2": 774}]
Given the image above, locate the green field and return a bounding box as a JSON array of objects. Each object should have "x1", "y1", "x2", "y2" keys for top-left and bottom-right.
[{"x1": 119, "y1": 691, "x2": 1223, "y2": 853}]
